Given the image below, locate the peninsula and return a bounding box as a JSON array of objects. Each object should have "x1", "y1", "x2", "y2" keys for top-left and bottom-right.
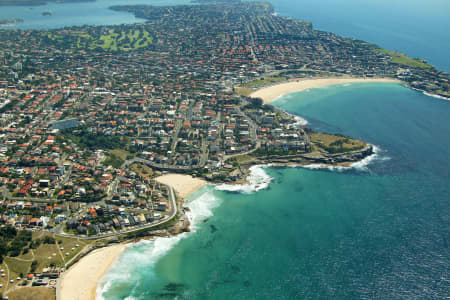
[
  {"x1": 0, "y1": 18, "x2": 24, "y2": 25},
  {"x1": 0, "y1": 2, "x2": 448, "y2": 299}
]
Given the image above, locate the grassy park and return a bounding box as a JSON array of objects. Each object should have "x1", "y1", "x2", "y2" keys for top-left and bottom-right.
[
  {"x1": 45, "y1": 27, "x2": 153, "y2": 51},
  {"x1": 375, "y1": 49, "x2": 432, "y2": 69},
  {"x1": 310, "y1": 132, "x2": 366, "y2": 153}
]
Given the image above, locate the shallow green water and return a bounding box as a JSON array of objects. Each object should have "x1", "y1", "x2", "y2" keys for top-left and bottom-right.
[{"x1": 98, "y1": 83, "x2": 450, "y2": 299}]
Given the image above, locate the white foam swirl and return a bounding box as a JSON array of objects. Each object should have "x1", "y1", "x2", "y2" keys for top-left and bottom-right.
[
  {"x1": 215, "y1": 165, "x2": 273, "y2": 194},
  {"x1": 96, "y1": 187, "x2": 221, "y2": 299},
  {"x1": 300, "y1": 145, "x2": 389, "y2": 172},
  {"x1": 293, "y1": 115, "x2": 308, "y2": 126}
]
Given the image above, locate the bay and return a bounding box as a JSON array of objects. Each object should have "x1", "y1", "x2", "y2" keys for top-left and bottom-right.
[
  {"x1": 2, "y1": 0, "x2": 447, "y2": 298},
  {"x1": 0, "y1": 0, "x2": 190, "y2": 30},
  {"x1": 98, "y1": 83, "x2": 450, "y2": 299}
]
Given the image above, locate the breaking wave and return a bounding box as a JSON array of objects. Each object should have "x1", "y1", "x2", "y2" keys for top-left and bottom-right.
[
  {"x1": 300, "y1": 145, "x2": 389, "y2": 172},
  {"x1": 215, "y1": 165, "x2": 273, "y2": 194},
  {"x1": 96, "y1": 146, "x2": 388, "y2": 298},
  {"x1": 96, "y1": 186, "x2": 221, "y2": 299},
  {"x1": 293, "y1": 115, "x2": 308, "y2": 126}
]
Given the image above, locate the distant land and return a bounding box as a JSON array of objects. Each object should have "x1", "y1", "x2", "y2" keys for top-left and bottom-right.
[
  {"x1": 0, "y1": 0, "x2": 239, "y2": 6},
  {"x1": 192, "y1": 0, "x2": 241, "y2": 3},
  {"x1": 0, "y1": 18, "x2": 24, "y2": 25},
  {"x1": 0, "y1": 2, "x2": 448, "y2": 299},
  {"x1": 0, "y1": 0, "x2": 94, "y2": 6}
]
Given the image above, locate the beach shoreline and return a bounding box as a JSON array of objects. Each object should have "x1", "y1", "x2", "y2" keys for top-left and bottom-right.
[
  {"x1": 155, "y1": 173, "x2": 208, "y2": 199},
  {"x1": 249, "y1": 77, "x2": 402, "y2": 103},
  {"x1": 58, "y1": 174, "x2": 207, "y2": 300},
  {"x1": 59, "y1": 150, "x2": 378, "y2": 299},
  {"x1": 57, "y1": 86, "x2": 379, "y2": 300},
  {"x1": 59, "y1": 243, "x2": 126, "y2": 300}
]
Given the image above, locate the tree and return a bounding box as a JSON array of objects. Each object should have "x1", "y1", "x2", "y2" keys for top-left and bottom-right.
[
  {"x1": 30, "y1": 260, "x2": 38, "y2": 273},
  {"x1": 248, "y1": 97, "x2": 263, "y2": 107}
]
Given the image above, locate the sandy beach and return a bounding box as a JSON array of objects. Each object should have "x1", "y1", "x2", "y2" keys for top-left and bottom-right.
[
  {"x1": 59, "y1": 243, "x2": 125, "y2": 300},
  {"x1": 58, "y1": 175, "x2": 207, "y2": 300},
  {"x1": 155, "y1": 174, "x2": 207, "y2": 198},
  {"x1": 249, "y1": 77, "x2": 401, "y2": 103}
]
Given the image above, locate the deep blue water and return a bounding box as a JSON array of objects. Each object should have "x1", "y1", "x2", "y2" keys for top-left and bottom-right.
[
  {"x1": 1, "y1": 1, "x2": 448, "y2": 299},
  {"x1": 98, "y1": 83, "x2": 450, "y2": 299},
  {"x1": 268, "y1": 0, "x2": 450, "y2": 72}
]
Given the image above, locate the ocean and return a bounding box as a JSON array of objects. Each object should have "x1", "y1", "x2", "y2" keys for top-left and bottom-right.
[
  {"x1": 267, "y1": 0, "x2": 450, "y2": 72},
  {"x1": 98, "y1": 83, "x2": 450, "y2": 299},
  {"x1": 2, "y1": 0, "x2": 448, "y2": 298},
  {"x1": 90, "y1": 1, "x2": 448, "y2": 298}
]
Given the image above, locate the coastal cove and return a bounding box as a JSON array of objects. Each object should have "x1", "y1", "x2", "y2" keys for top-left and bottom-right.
[
  {"x1": 95, "y1": 82, "x2": 450, "y2": 299},
  {"x1": 0, "y1": 0, "x2": 448, "y2": 299}
]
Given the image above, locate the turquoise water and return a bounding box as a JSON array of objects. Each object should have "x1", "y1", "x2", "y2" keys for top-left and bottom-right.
[
  {"x1": 98, "y1": 83, "x2": 450, "y2": 299},
  {"x1": 2, "y1": 1, "x2": 448, "y2": 298},
  {"x1": 0, "y1": 0, "x2": 190, "y2": 30}
]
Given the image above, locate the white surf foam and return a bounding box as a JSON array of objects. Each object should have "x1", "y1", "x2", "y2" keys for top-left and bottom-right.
[
  {"x1": 96, "y1": 145, "x2": 389, "y2": 298},
  {"x1": 293, "y1": 115, "x2": 308, "y2": 126},
  {"x1": 349, "y1": 145, "x2": 390, "y2": 171},
  {"x1": 299, "y1": 163, "x2": 349, "y2": 172},
  {"x1": 96, "y1": 233, "x2": 187, "y2": 299},
  {"x1": 215, "y1": 165, "x2": 273, "y2": 194},
  {"x1": 97, "y1": 186, "x2": 221, "y2": 299},
  {"x1": 423, "y1": 91, "x2": 449, "y2": 101},
  {"x1": 296, "y1": 145, "x2": 389, "y2": 172},
  {"x1": 184, "y1": 188, "x2": 223, "y2": 230}
]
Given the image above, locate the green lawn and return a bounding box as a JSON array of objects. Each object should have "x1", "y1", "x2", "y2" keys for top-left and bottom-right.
[
  {"x1": 241, "y1": 76, "x2": 286, "y2": 87},
  {"x1": 32, "y1": 244, "x2": 62, "y2": 271},
  {"x1": 7, "y1": 287, "x2": 56, "y2": 300},
  {"x1": 129, "y1": 163, "x2": 154, "y2": 177},
  {"x1": 375, "y1": 49, "x2": 432, "y2": 69},
  {"x1": 4, "y1": 257, "x2": 30, "y2": 279},
  {"x1": 235, "y1": 87, "x2": 254, "y2": 97},
  {"x1": 44, "y1": 28, "x2": 154, "y2": 51},
  {"x1": 230, "y1": 154, "x2": 257, "y2": 165},
  {"x1": 56, "y1": 236, "x2": 92, "y2": 264},
  {"x1": 310, "y1": 132, "x2": 366, "y2": 154}
]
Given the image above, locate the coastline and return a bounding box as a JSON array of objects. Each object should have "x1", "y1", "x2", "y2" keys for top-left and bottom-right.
[
  {"x1": 57, "y1": 82, "x2": 380, "y2": 300},
  {"x1": 249, "y1": 77, "x2": 402, "y2": 103},
  {"x1": 58, "y1": 174, "x2": 207, "y2": 300},
  {"x1": 59, "y1": 243, "x2": 126, "y2": 300},
  {"x1": 58, "y1": 149, "x2": 377, "y2": 300},
  {"x1": 155, "y1": 174, "x2": 208, "y2": 199}
]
